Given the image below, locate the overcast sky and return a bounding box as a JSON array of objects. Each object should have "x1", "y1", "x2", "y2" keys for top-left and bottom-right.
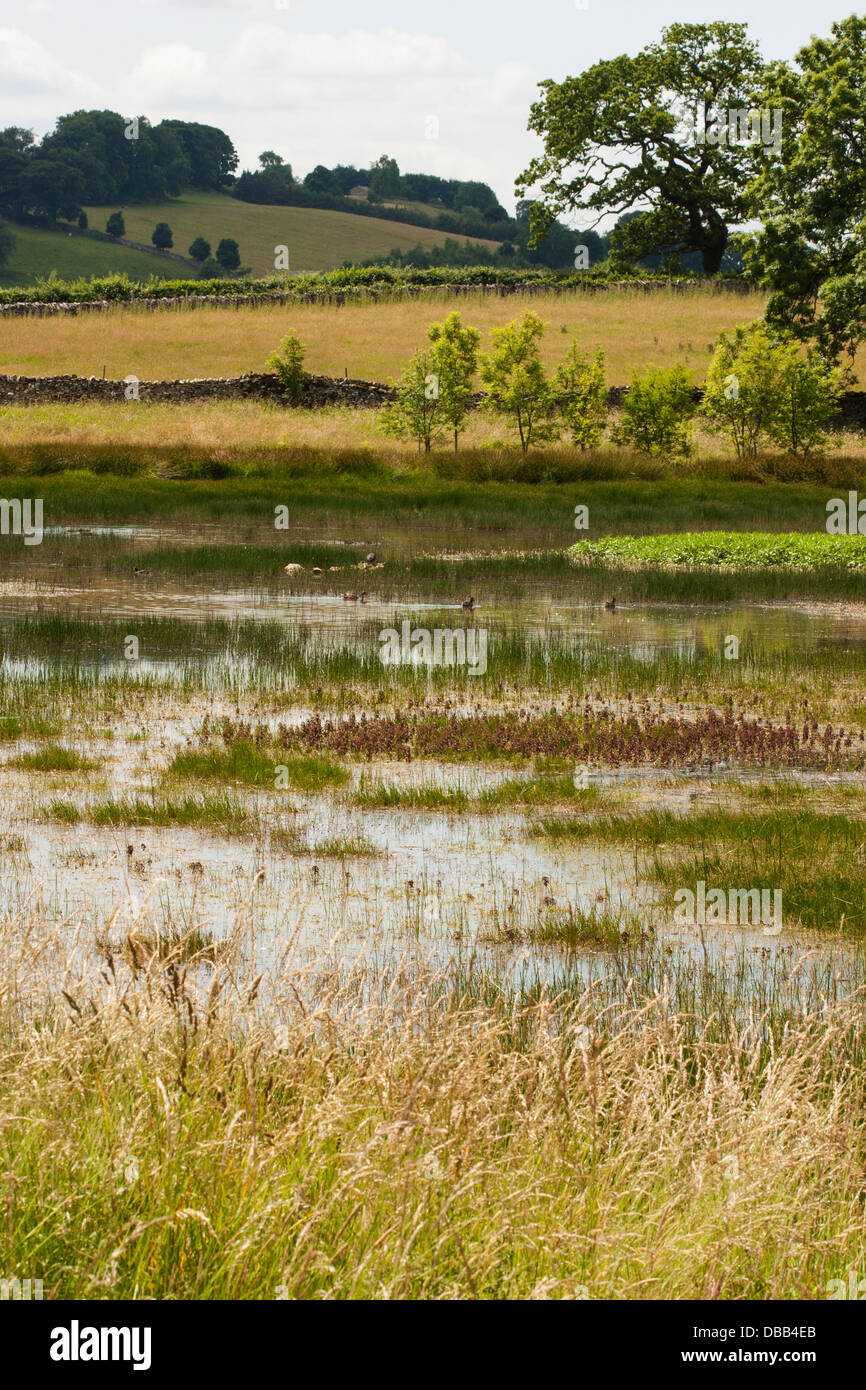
[{"x1": 0, "y1": 1, "x2": 856, "y2": 213}]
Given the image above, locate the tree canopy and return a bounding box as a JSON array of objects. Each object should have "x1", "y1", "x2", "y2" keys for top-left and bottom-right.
[{"x1": 745, "y1": 13, "x2": 866, "y2": 365}]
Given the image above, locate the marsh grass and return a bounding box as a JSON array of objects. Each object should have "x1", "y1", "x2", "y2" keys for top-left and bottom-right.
[
  {"x1": 2, "y1": 910, "x2": 865, "y2": 1299},
  {"x1": 121, "y1": 924, "x2": 219, "y2": 966},
  {"x1": 310, "y1": 834, "x2": 378, "y2": 858},
  {"x1": 169, "y1": 744, "x2": 349, "y2": 795},
  {"x1": 39, "y1": 793, "x2": 258, "y2": 836},
  {"x1": 8, "y1": 615, "x2": 866, "y2": 722},
  {"x1": 10, "y1": 745, "x2": 99, "y2": 772},
  {"x1": 538, "y1": 807, "x2": 866, "y2": 933},
  {"x1": 0, "y1": 714, "x2": 64, "y2": 741}
]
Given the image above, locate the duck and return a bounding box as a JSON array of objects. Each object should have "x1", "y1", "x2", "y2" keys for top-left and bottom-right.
[
  {"x1": 342, "y1": 591, "x2": 367, "y2": 602},
  {"x1": 461, "y1": 596, "x2": 476, "y2": 611},
  {"x1": 604, "y1": 596, "x2": 616, "y2": 611},
  {"x1": 132, "y1": 567, "x2": 151, "y2": 577},
  {"x1": 365, "y1": 550, "x2": 377, "y2": 564}
]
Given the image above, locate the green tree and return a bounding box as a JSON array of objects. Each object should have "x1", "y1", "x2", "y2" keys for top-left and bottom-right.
[
  {"x1": 152, "y1": 222, "x2": 173, "y2": 249},
  {"x1": 701, "y1": 322, "x2": 842, "y2": 459},
  {"x1": 216, "y1": 237, "x2": 240, "y2": 271},
  {"x1": 612, "y1": 365, "x2": 695, "y2": 457},
  {"x1": 378, "y1": 349, "x2": 449, "y2": 453},
  {"x1": 517, "y1": 21, "x2": 766, "y2": 274},
  {"x1": 369, "y1": 155, "x2": 401, "y2": 200},
  {"x1": 266, "y1": 331, "x2": 307, "y2": 406},
  {"x1": 197, "y1": 257, "x2": 223, "y2": 279},
  {"x1": 426, "y1": 312, "x2": 481, "y2": 450},
  {"x1": 746, "y1": 14, "x2": 866, "y2": 369},
  {"x1": 553, "y1": 344, "x2": 607, "y2": 448},
  {"x1": 105, "y1": 211, "x2": 125, "y2": 238},
  {"x1": 188, "y1": 237, "x2": 211, "y2": 262},
  {"x1": 480, "y1": 312, "x2": 559, "y2": 453}
]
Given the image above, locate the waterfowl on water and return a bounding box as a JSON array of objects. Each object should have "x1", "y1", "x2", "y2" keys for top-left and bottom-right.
[
  {"x1": 342, "y1": 591, "x2": 367, "y2": 602},
  {"x1": 604, "y1": 596, "x2": 616, "y2": 611},
  {"x1": 133, "y1": 567, "x2": 151, "y2": 577},
  {"x1": 461, "y1": 596, "x2": 476, "y2": 611}
]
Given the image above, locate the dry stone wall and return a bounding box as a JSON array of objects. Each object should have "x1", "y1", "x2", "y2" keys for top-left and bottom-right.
[
  {"x1": 0, "y1": 372, "x2": 394, "y2": 408},
  {"x1": 0, "y1": 372, "x2": 863, "y2": 428}
]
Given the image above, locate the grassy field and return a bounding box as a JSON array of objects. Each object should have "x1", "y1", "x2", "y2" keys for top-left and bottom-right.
[
  {"x1": 82, "y1": 190, "x2": 500, "y2": 277},
  {"x1": 0, "y1": 286, "x2": 772, "y2": 383},
  {"x1": 0, "y1": 224, "x2": 189, "y2": 290}
]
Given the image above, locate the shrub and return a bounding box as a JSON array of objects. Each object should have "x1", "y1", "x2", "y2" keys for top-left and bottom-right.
[
  {"x1": 77, "y1": 211, "x2": 88, "y2": 231},
  {"x1": 701, "y1": 322, "x2": 843, "y2": 459},
  {"x1": 105, "y1": 212, "x2": 125, "y2": 238},
  {"x1": 553, "y1": 343, "x2": 607, "y2": 449},
  {"x1": 266, "y1": 331, "x2": 307, "y2": 405},
  {"x1": 197, "y1": 257, "x2": 223, "y2": 279},
  {"x1": 152, "y1": 222, "x2": 173, "y2": 250},
  {"x1": 480, "y1": 312, "x2": 559, "y2": 453},
  {"x1": 612, "y1": 364, "x2": 694, "y2": 457}
]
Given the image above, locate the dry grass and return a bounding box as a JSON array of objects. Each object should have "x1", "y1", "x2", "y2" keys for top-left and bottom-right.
[
  {"x1": 1, "y1": 906, "x2": 863, "y2": 1299},
  {"x1": 0, "y1": 288, "x2": 777, "y2": 384},
  {"x1": 1, "y1": 399, "x2": 864, "y2": 481}
]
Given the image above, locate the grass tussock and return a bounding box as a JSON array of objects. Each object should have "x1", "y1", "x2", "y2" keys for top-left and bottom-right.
[
  {"x1": 10, "y1": 745, "x2": 99, "y2": 773},
  {"x1": 1, "y1": 917, "x2": 864, "y2": 1299},
  {"x1": 39, "y1": 793, "x2": 258, "y2": 836}
]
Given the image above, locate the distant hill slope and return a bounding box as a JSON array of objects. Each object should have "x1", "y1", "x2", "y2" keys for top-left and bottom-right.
[
  {"x1": 0, "y1": 224, "x2": 188, "y2": 289},
  {"x1": 83, "y1": 190, "x2": 501, "y2": 275}
]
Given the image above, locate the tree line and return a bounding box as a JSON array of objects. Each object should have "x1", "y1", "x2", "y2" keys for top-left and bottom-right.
[{"x1": 0, "y1": 113, "x2": 237, "y2": 227}]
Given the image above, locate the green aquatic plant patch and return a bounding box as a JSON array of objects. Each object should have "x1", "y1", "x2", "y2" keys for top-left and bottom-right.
[{"x1": 571, "y1": 531, "x2": 866, "y2": 569}]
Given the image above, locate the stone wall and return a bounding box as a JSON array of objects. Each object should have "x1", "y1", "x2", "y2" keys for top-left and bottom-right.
[
  {"x1": 0, "y1": 278, "x2": 758, "y2": 318},
  {"x1": 0, "y1": 371, "x2": 394, "y2": 408},
  {"x1": 0, "y1": 371, "x2": 863, "y2": 428}
]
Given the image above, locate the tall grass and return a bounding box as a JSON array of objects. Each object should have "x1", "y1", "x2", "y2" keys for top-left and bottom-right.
[{"x1": 1, "y1": 911, "x2": 864, "y2": 1298}]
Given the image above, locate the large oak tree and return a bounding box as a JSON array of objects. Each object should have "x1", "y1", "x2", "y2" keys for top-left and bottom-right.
[{"x1": 516, "y1": 21, "x2": 766, "y2": 274}]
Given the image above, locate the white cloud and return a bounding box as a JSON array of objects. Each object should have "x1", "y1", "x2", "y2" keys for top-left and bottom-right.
[{"x1": 0, "y1": 27, "x2": 98, "y2": 98}]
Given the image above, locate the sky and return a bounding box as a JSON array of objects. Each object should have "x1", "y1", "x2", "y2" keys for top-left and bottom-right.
[{"x1": 0, "y1": 1, "x2": 856, "y2": 213}]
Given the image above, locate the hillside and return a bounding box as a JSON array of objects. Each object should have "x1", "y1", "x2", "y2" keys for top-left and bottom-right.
[
  {"x1": 0, "y1": 224, "x2": 189, "y2": 289},
  {"x1": 83, "y1": 190, "x2": 501, "y2": 276}
]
